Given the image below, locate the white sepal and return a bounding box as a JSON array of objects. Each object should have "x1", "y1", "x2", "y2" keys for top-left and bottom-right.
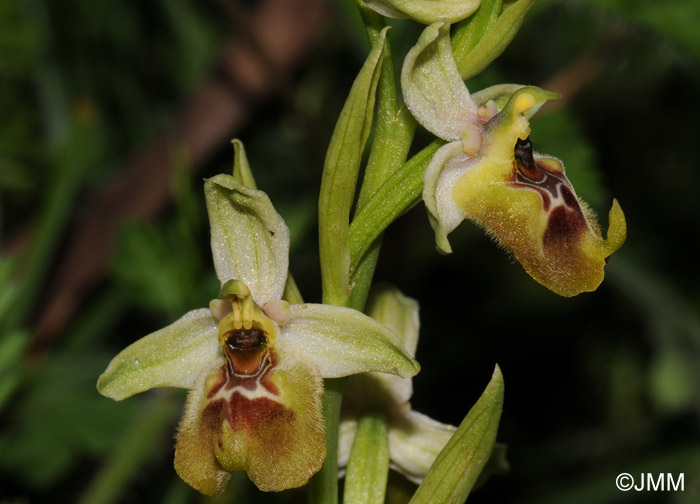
[
  {"x1": 280, "y1": 304, "x2": 420, "y2": 379},
  {"x1": 388, "y1": 410, "x2": 456, "y2": 484},
  {"x1": 365, "y1": 0, "x2": 480, "y2": 24},
  {"x1": 422, "y1": 141, "x2": 473, "y2": 254},
  {"x1": 97, "y1": 309, "x2": 221, "y2": 400},
  {"x1": 362, "y1": 286, "x2": 421, "y2": 405},
  {"x1": 401, "y1": 22, "x2": 478, "y2": 142},
  {"x1": 205, "y1": 174, "x2": 290, "y2": 306}
]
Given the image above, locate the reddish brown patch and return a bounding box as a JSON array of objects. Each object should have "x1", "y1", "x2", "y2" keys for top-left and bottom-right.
[
  {"x1": 207, "y1": 369, "x2": 227, "y2": 398},
  {"x1": 543, "y1": 206, "x2": 586, "y2": 249},
  {"x1": 229, "y1": 394, "x2": 294, "y2": 432},
  {"x1": 201, "y1": 390, "x2": 294, "y2": 444}
]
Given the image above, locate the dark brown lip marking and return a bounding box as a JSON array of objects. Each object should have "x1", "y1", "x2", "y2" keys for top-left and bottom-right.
[
  {"x1": 225, "y1": 328, "x2": 267, "y2": 352},
  {"x1": 223, "y1": 328, "x2": 269, "y2": 376},
  {"x1": 512, "y1": 137, "x2": 580, "y2": 214},
  {"x1": 514, "y1": 137, "x2": 541, "y2": 181},
  {"x1": 511, "y1": 137, "x2": 589, "y2": 247},
  {"x1": 206, "y1": 347, "x2": 279, "y2": 399}
]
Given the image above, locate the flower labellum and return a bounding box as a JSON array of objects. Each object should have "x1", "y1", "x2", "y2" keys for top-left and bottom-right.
[
  {"x1": 97, "y1": 158, "x2": 419, "y2": 496},
  {"x1": 403, "y1": 22, "x2": 626, "y2": 296}
]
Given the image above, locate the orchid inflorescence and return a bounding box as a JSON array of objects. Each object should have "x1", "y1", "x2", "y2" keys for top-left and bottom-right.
[{"x1": 98, "y1": 1, "x2": 625, "y2": 501}]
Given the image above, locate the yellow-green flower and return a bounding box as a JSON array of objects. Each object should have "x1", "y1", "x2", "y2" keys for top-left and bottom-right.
[
  {"x1": 97, "y1": 173, "x2": 419, "y2": 496},
  {"x1": 364, "y1": 0, "x2": 480, "y2": 24},
  {"x1": 403, "y1": 22, "x2": 626, "y2": 297}
]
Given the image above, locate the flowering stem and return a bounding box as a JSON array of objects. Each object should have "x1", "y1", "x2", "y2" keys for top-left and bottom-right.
[{"x1": 307, "y1": 378, "x2": 345, "y2": 504}]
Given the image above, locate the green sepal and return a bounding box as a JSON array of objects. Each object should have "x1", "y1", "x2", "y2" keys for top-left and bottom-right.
[
  {"x1": 318, "y1": 27, "x2": 388, "y2": 306},
  {"x1": 231, "y1": 139, "x2": 257, "y2": 189},
  {"x1": 280, "y1": 303, "x2": 420, "y2": 379},
  {"x1": 97, "y1": 309, "x2": 220, "y2": 401},
  {"x1": 364, "y1": 0, "x2": 480, "y2": 24},
  {"x1": 343, "y1": 413, "x2": 390, "y2": 504},
  {"x1": 205, "y1": 174, "x2": 290, "y2": 306},
  {"x1": 451, "y1": 0, "x2": 503, "y2": 63},
  {"x1": 409, "y1": 365, "x2": 504, "y2": 504},
  {"x1": 452, "y1": 0, "x2": 536, "y2": 80}
]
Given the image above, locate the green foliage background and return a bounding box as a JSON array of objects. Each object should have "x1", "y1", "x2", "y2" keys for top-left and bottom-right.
[{"x1": 1, "y1": 0, "x2": 699, "y2": 503}]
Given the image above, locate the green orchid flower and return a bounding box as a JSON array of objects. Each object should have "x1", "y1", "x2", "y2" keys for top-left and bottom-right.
[
  {"x1": 97, "y1": 172, "x2": 420, "y2": 497},
  {"x1": 364, "y1": 0, "x2": 481, "y2": 24},
  {"x1": 338, "y1": 286, "x2": 456, "y2": 483},
  {"x1": 403, "y1": 22, "x2": 627, "y2": 297}
]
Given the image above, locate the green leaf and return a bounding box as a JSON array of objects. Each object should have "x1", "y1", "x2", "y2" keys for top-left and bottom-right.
[
  {"x1": 409, "y1": 365, "x2": 504, "y2": 504},
  {"x1": 348, "y1": 140, "x2": 442, "y2": 275},
  {"x1": 0, "y1": 330, "x2": 27, "y2": 412},
  {"x1": 453, "y1": 0, "x2": 536, "y2": 80},
  {"x1": 318, "y1": 27, "x2": 388, "y2": 306},
  {"x1": 349, "y1": 6, "x2": 417, "y2": 310},
  {"x1": 343, "y1": 413, "x2": 390, "y2": 504},
  {"x1": 205, "y1": 174, "x2": 290, "y2": 305},
  {"x1": 451, "y1": 0, "x2": 503, "y2": 61},
  {"x1": 281, "y1": 303, "x2": 420, "y2": 379},
  {"x1": 356, "y1": 8, "x2": 416, "y2": 212}
]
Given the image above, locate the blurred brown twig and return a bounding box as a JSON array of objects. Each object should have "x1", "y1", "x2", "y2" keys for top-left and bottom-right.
[{"x1": 20, "y1": 0, "x2": 329, "y2": 351}]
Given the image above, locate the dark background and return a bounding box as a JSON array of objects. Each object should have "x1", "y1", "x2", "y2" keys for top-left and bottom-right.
[{"x1": 1, "y1": 0, "x2": 699, "y2": 503}]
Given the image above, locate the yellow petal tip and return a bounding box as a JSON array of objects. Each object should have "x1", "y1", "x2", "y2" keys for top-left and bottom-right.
[{"x1": 605, "y1": 198, "x2": 627, "y2": 255}]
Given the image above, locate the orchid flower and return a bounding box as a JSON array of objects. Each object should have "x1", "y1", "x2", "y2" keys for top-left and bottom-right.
[
  {"x1": 97, "y1": 171, "x2": 420, "y2": 496},
  {"x1": 337, "y1": 286, "x2": 456, "y2": 483},
  {"x1": 403, "y1": 22, "x2": 626, "y2": 297},
  {"x1": 364, "y1": 0, "x2": 480, "y2": 24}
]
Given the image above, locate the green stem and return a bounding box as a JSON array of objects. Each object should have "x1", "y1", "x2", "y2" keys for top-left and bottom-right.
[{"x1": 307, "y1": 378, "x2": 345, "y2": 504}]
